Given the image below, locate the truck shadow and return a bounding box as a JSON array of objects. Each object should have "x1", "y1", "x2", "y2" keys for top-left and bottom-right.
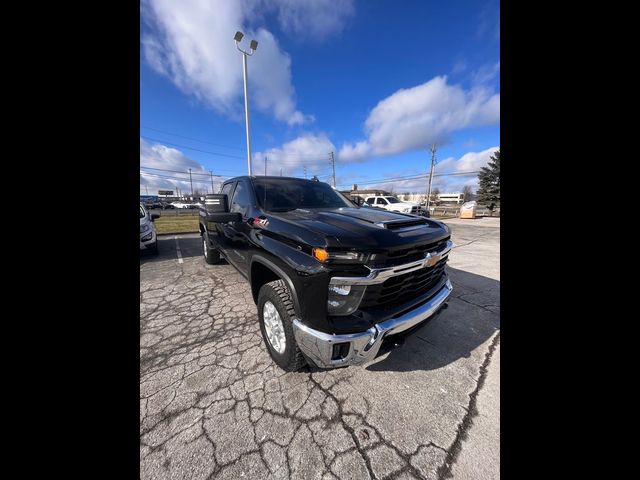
[
  {"x1": 139, "y1": 235, "x2": 228, "y2": 266},
  {"x1": 365, "y1": 266, "x2": 500, "y2": 373}
]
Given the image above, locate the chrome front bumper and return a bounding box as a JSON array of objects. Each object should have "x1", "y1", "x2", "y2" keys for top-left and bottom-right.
[{"x1": 292, "y1": 277, "x2": 453, "y2": 368}]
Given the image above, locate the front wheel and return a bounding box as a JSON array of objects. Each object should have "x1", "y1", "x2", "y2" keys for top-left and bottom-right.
[{"x1": 257, "y1": 280, "x2": 307, "y2": 371}]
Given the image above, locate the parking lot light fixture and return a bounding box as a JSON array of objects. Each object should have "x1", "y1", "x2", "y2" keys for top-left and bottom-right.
[{"x1": 234, "y1": 31, "x2": 258, "y2": 176}]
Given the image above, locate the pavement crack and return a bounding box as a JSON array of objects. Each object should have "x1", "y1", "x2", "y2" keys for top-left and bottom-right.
[{"x1": 436, "y1": 332, "x2": 500, "y2": 480}]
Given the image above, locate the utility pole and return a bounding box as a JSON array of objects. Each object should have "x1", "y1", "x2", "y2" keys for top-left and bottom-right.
[
  {"x1": 189, "y1": 168, "x2": 193, "y2": 197},
  {"x1": 280, "y1": 168, "x2": 282, "y2": 177},
  {"x1": 303, "y1": 166, "x2": 307, "y2": 179},
  {"x1": 426, "y1": 144, "x2": 437, "y2": 210},
  {"x1": 330, "y1": 151, "x2": 336, "y2": 187},
  {"x1": 264, "y1": 157, "x2": 267, "y2": 176},
  {"x1": 210, "y1": 171, "x2": 214, "y2": 193},
  {"x1": 145, "y1": 185, "x2": 148, "y2": 195}
]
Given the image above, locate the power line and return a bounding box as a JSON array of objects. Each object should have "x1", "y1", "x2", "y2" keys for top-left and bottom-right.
[
  {"x1": 258, "y1": 151, "x2": 331, "y2": 159},
  {"x1": 140, "y1": 126, "x2": 246, "y2": 150},
  {"x1": 336, "y1": 170, "x2": 481, "y2": 187},
  {"x1": 140, "y1": 165, "x2": 243, "y2": 176},
  {"x1": 140, "y1": 171, "x2": 234, "y2": 183},
  {"x1": 141, "y1": 136, "x2": 246, "y2": 159}
]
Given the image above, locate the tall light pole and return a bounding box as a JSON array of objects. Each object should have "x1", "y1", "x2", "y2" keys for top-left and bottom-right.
[
  {"x1": 234, "y1": 31, "x2": 258, "y2": 176},
  {"x1": 426, "y1": 144, "x2": 437, "y2": 210}
]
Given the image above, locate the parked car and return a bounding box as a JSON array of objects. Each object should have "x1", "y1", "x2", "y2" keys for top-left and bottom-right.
[
  {"x1": 171, "y1": 202, "x2": 188, "y2": 209},
  {"x1": 140, "y1": 203, "x2": 159, "y2": 254},
  {"x1": 199, "y1": 176, "x2": 452, "y2": 371},
  {"x1": 363, "y1": 195, "x2": 429, "y2": 217},
  {"x1": 162, "y1": 203, "x2": 175, "y2": 209}
]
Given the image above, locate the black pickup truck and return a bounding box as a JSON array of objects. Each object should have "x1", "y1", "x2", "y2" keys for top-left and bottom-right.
[{"x1": 199, "y1": 176, "x2": 453, "y2": 371}]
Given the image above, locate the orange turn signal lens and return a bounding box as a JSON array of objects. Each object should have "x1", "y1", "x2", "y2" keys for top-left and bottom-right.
[{"x1": 312, "y1": 247, "x2": 329, "y2": 262}]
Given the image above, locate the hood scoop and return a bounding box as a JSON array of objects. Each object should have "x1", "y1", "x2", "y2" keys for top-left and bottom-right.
[{"x1": 375, "y1": 218, "x2": 429, "y2": 232}]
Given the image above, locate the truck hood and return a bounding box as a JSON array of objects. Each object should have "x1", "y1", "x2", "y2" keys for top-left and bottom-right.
[{"x1": 267, "y1": 207, "x2": 448, "y2": 250}]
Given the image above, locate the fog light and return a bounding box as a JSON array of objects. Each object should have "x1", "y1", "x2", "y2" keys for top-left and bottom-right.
[
  {"x1": 141, "y1": 232, "x2": 153, "y2": 241},
  {"x1": 331, "y1": 343, "x2": 350, "y2": 360}
]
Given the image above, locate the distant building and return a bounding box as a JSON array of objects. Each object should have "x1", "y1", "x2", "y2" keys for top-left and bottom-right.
[{"x1": 438, "y1": 192, "x2": 465, "y2": 204}]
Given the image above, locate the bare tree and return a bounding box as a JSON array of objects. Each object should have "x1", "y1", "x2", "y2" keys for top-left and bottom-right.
[
  {"x1": 430, "y1": 187, "x2": 440, "y2": 205},
  {"x1": 462, "y1": 185, "x2": 474, "y2": 202}
]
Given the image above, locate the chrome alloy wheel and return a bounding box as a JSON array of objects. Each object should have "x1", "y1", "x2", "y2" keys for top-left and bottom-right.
[
  {"x1": 203, "y1": 239, "x2": 208, "y2": 255},
  {"x1": 263, "y1": 301, "x2": 286, "y2": 354}
]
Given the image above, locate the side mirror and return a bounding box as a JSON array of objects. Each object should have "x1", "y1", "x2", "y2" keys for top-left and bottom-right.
[
  {"x1": 203, "y1": 194, "x2": 241, "y2": 223},
  {"x1": 151, "y1": 214, "x2": 160, "y2": 221},
  {"x1": 204, "y1": 194, "x2": 230, "y2": 213}
]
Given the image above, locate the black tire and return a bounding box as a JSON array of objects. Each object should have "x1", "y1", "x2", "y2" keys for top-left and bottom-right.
[
  {"x1": 203, "y1": 231, "x2": 221, "y2": 264},
  {"x1": 257, "y1": 280, "x2": 307, "y2": 371}
]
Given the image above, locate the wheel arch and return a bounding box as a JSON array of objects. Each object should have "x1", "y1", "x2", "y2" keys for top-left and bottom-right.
[{"x1": 250, "y1": 256, "x2": 302, "y2": 317}]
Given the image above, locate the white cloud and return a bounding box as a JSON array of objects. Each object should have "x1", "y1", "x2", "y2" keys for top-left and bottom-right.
[
  {"x1": 451, "y1": 60, "x2": 468, "y2": 74},
  {"x1": 270, "y1": 0, "x2": 355, "y2": 41},
  {"x1": 253, "y1": 133, "x2": 336, "y2": 178},
  {"x1": 141, "y1": 0, "x2": 334, "y2": 125},
  {"x1": 339, "y1": 76, "x2": 500, "y2": 162},
  {"x1": 451, "y1": 146, "x2": 498, "y2": 173},
  {"x1": 141, "y1": 0, "x2": 353, "y2": 125},
  {"x1": 140, "y1": 138, "x2": 227, "y2": 195},
  {"x1": 472, "y1": 62, "x2": 500, "y2": 85},
  {"x1": 350, "y1": 146, "x2": 498, "y2": 193}
]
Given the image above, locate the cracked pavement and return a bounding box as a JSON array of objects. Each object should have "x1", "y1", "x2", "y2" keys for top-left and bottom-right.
[{"x1": 140, "y1": 218, "x2": 500, "y2": 479}]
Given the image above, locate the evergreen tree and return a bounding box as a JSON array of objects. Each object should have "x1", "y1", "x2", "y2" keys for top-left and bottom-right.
[{"x1": 476, "y1": 149, "x2": 500, "y2": 207}]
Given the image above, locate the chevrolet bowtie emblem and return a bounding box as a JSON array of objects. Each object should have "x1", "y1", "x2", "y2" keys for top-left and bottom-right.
[{"x1": 424, "y1": 252, "x2": 441, "y2": 268}]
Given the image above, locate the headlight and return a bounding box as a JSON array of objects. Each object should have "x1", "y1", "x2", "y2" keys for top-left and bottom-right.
[
  {"x1": 313, "y1": 248, "x2": 369, "y2": 264},
  {"x1": 403, "y1": 207, "x2": 411, "y2": 213},
  {"x1": 327, "y1": 283, "x2": 366, "y2": 315},
  {"x1": 140, "y1": 224, "x2": 150, "y2": 233}
]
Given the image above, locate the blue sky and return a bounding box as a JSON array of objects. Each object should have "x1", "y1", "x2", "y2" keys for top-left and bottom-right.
[{"x1": 140, "y1": 0, "x2": 500, "y2": 196}]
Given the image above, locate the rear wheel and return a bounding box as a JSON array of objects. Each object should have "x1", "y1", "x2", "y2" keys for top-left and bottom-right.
[
  {"x1": 257, "y1": 280, "x2": 307, "y2": 371},
  {"x1": 203, "y1": 232, "x2": 221, "y2": 264}
]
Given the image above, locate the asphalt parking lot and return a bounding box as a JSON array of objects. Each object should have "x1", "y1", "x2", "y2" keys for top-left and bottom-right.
[{"x1": 140, "y1": 217, "x2": 500, "y2": 480}]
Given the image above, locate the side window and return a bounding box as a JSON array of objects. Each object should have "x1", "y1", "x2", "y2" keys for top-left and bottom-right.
[
  {"x1": 376, "y1": 197, "x2": 387, "y2": 205},
  {"x1": 221, "y1": 182, "x2": 234, "y2": 197},
  {"x1": 230, "y1": 181, "x2": 251, "y2": 213},
  {"x1": 365, "y1": 198, "x2": 375, "y2": 205}
]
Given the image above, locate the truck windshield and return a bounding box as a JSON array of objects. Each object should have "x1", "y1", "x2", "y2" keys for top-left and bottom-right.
[
  {"x1": 252, "y1": 178, "x2": 354, "y2": 211},
  {"x1": 386, "y1": 197, "x2": 401, "y2": 203}
]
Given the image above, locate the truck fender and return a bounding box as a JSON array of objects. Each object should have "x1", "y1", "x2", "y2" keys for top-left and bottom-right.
[{"x1": 250, "y1": 255, "x2": 302, "y2": 317}]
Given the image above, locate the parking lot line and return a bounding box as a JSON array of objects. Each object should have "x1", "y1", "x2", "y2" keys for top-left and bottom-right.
[{"x1": 174, "y1": 235, "x2": 184, "y2": 264}]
